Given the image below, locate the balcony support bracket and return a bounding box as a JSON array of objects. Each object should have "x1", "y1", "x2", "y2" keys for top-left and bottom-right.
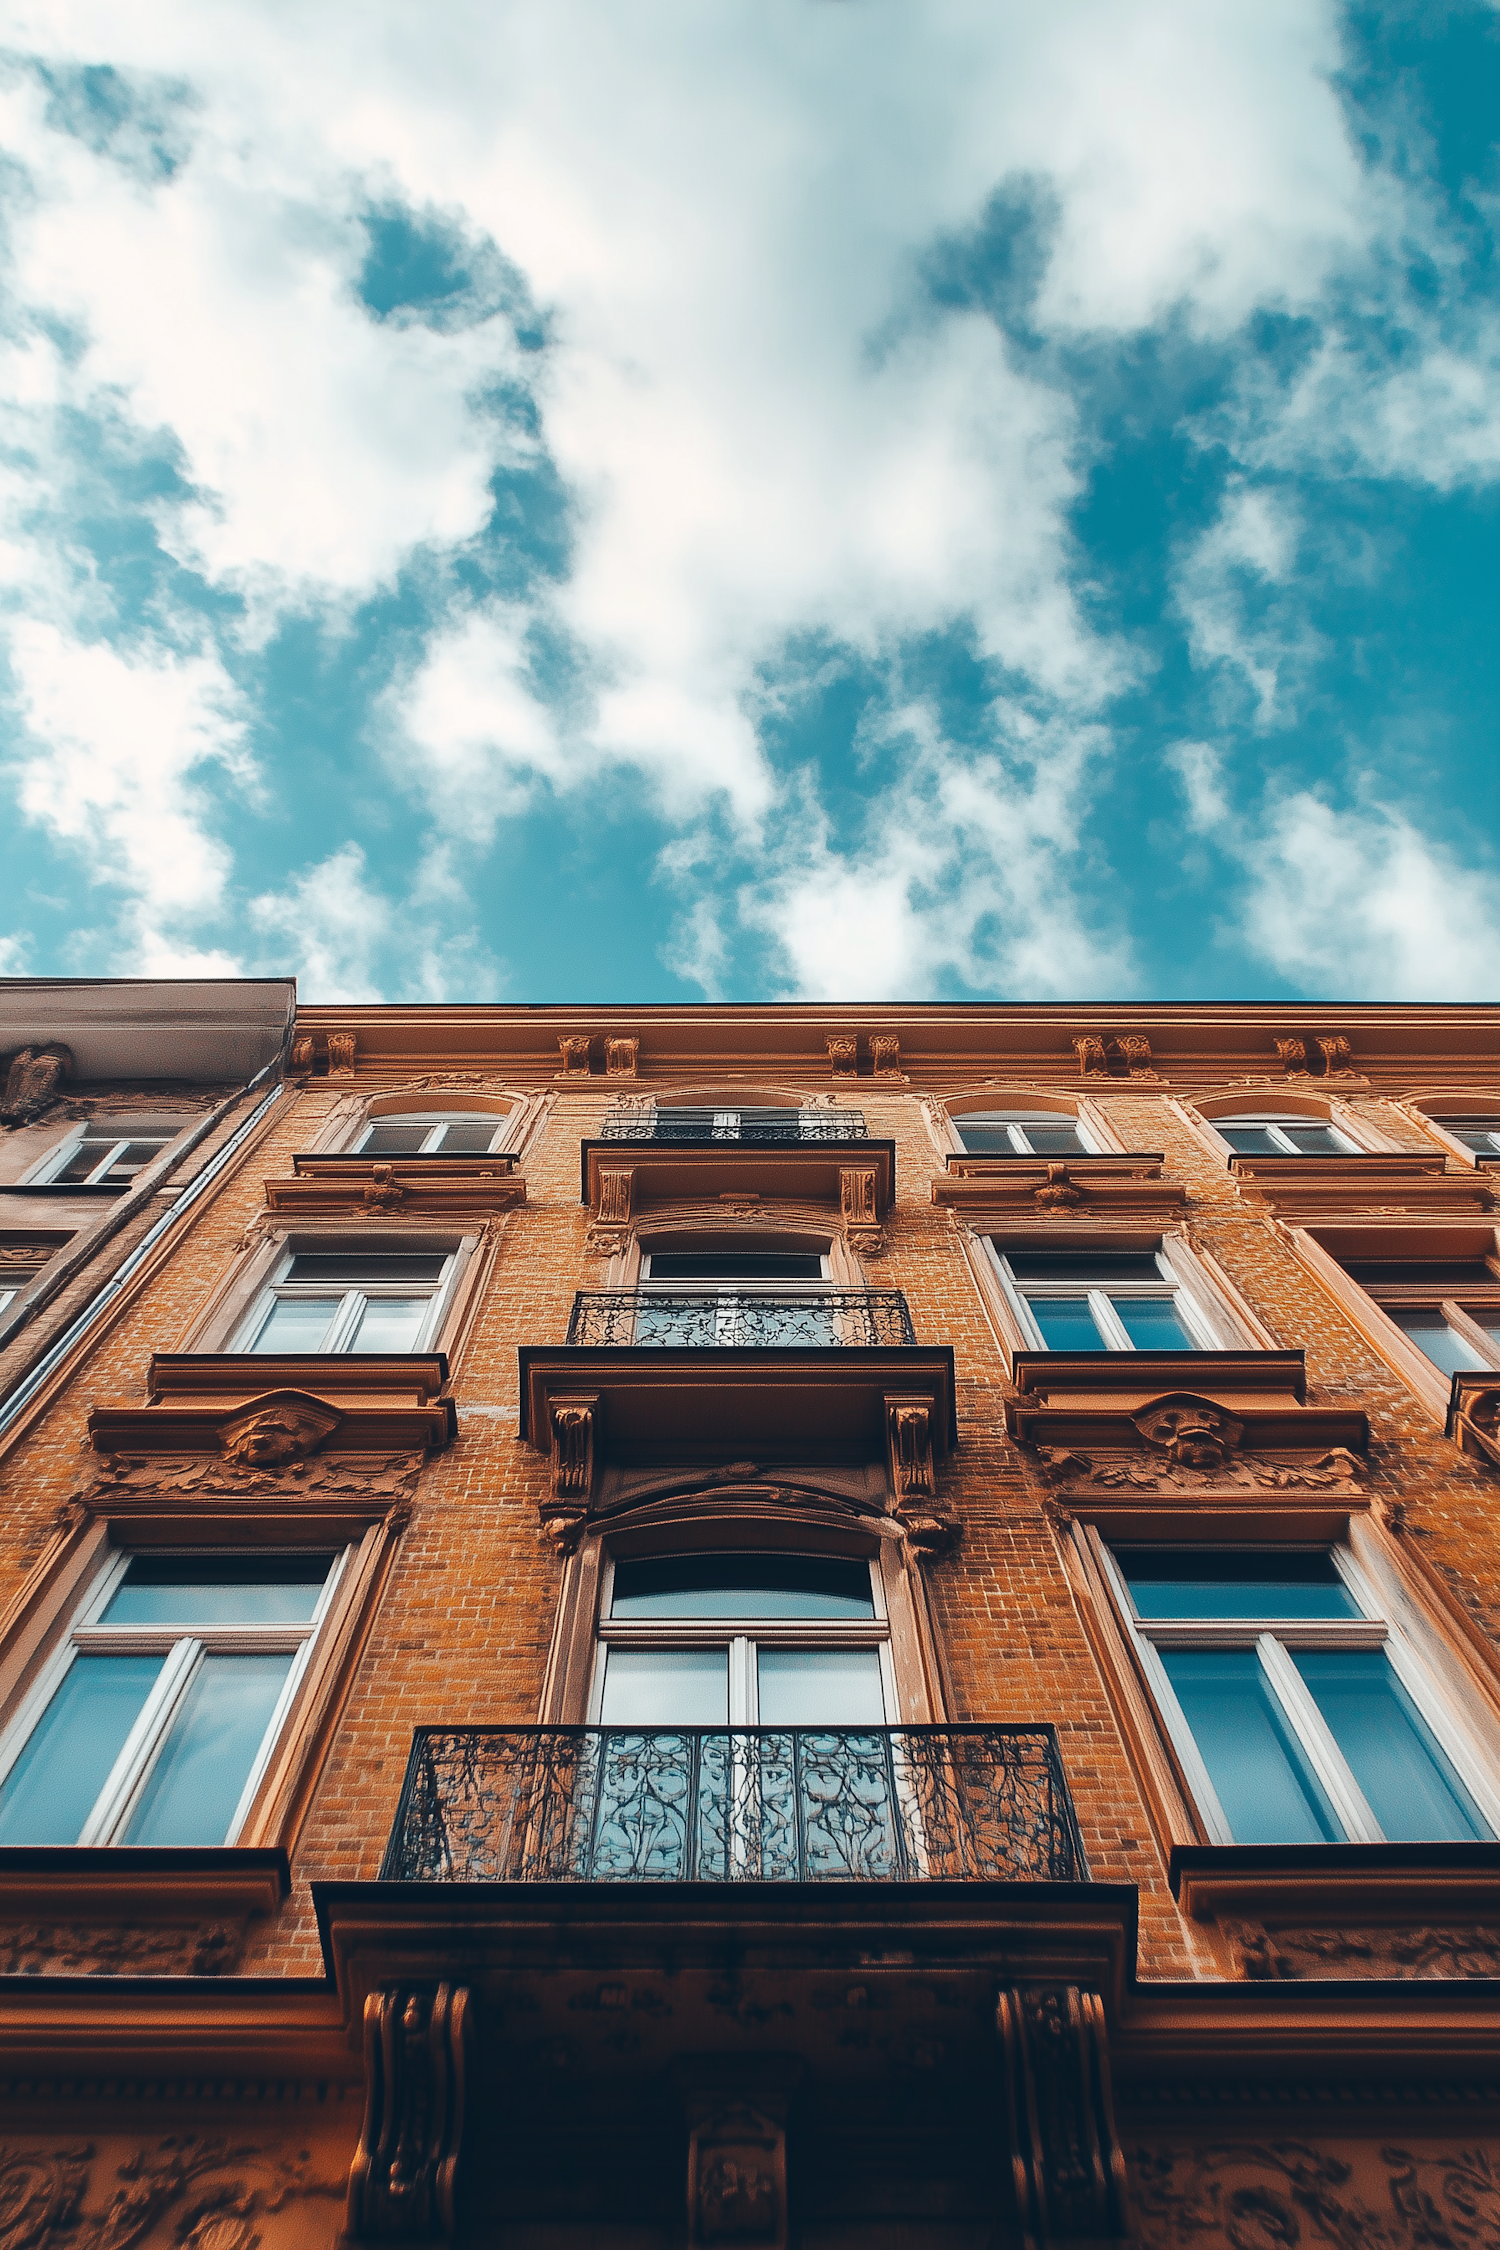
[
  {"x1": 346, "y1": 1981, "x2": 473, "y2": 2246},
  {"x1": 996, "y1": 1982, "x2": 1131, "y2": 2248}
]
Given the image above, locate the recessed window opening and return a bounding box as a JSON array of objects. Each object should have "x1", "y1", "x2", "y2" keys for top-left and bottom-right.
[
  {"x1": 1104, "y1": 1543, "x2": 1494, "y2": 1846},
  {"x1": 991, "y1": 1247, "x2": 1211, "y2": 1352},
  {"x1": 956, "y1": 1110, "x2": 1094, "y2": 1157},
  {"x1": 1432, "y1": 1116, "x2": 1500, "y2": 1158},
  {"x1": 594, "y1": 1550, "x2": 891, "y2": 1727},
  {"x1": 0, "y1": 1549, "x2": 344, "y2": 1848},
  {"x1": 236, "y1": 1247, "x2": 455, "y2": 1354},
  {"x1": 1214, "y1": 1114, "x2": 1356, "y2": 1157},
  {"x1": 356, "y1": 1112, "x2": 507, "y2": 1156},
  {"x1": 635, "y1": 1248, "x2": 836, "y2": 1345},
  {"x1": 1340, "y1": 1253, "x2": 1500, "y2": 1377},
  {"x1": 32, "y1": 1121, "x2": 182, "y2": 1187},
  {"x1": 644, "y1": 1251, "x2": 827, "y2": 1285}
]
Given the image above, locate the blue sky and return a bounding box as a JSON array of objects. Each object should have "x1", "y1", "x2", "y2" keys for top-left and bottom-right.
[{"x1": 0, "y1": 1, "x2": 1496, "y2": 1003}]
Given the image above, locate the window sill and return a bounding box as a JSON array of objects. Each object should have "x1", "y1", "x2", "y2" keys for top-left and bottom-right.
[
  {"x1": 1229, "y1": 1152, "x2": 1498, "y2": 1222},
  {"x1": 932, "y1": 1153, "x2": 1184, "y2": 1223},
  {"x1": 89, "y1": 1351, "x2": 455, "y2": 1456},
  {"x1": 0, "y1": 1846, "x2": 289, "y2": 1977},
  {"x1": 579, "y1": 1138, "x2": 896, "y2": 1225},
  {"x1": 1172, "y1": 1843, "x2": 1500, "y2": 1981},
  {"x1": 263, "y1": 1153, "x2": 524, "y2": 1220}
]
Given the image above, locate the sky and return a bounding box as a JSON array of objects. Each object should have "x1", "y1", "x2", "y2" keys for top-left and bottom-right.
[{"x1": 0, "y1": 2, "x2": 1496, "y2": 1005}]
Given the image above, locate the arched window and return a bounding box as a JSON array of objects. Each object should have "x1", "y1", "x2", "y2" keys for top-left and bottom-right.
[
  {"x1": 591, "y1": 1549, "x2": 893, "y2": 1725},
  {"x1": 354, "y1": 1111, "x2": 509, "y2": 1156},
  {"x1": 952, "y1": 1109, "x2": 1096, "y2": 1157}
]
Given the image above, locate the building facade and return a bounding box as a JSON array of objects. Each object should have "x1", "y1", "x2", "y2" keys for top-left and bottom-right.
[{"x1": 2, "y1": 995, "x2": 1499, "y2": 2249}]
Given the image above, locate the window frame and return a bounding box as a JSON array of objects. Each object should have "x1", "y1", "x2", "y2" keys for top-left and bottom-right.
[
  {"x1": 0, "y1": 1544, "x2": 352, "y2": 1848},
  {"x1": 1213, "y1": 1114, "x2": 1361, "y2": 1158},
  {"x1": 352, "y1": 1111, "x2": 512, "y2": 1157},
  {"x1": 951, "y1": 1109, "x2": 1101, "y2": 1158},
  {"x1": 232, "y1": 1242, "x2": 460, "y2": 1355},
  {"x1": 587, "y1": 1548, "x2": 896, "y2": 1726},
  {"x1": 1093, "y1": 1534, "x2": 1500, "y2": 1847},
  {"x1": 985, "y1": 1239, "x2": 1231, "y2": 1353},
  {"x1": 1292, "y1": 1226, "x2": 1500, "y2": 1420},
  {"x1": 25, "y1": 1121, "x2": 183, "y2": 1188}
]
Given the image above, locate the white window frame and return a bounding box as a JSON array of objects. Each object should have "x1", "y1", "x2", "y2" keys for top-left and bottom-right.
[
  {"x1": 234, "y1": 1244, "x2": 459, "y2": 1354},
  {"x1": 1436, "y1": 1117, "x2": 1500, "y2": 1159},
  {"x1": 26, "y1": 1125, "x2": 178, "y2": 1187},
  {"x1": 954, "y1": 1109, "x2": 1098, "y2": 1157},
  {"x1": 0, "y1": 1545, "x2": 351, "y2": 1847},
  {"x1": 986, "y1": 1243, "x2": 1224, "y2": 1352},
  {"x1": 1094, "y1": 1537, "x2": 1500, "y2": 1846},
  {"x1": 1213, "y1": 1114, "x2": 1359, "y2": 1157},
  {"x1": 353, "y1": 1111, "x2": 510, "y2": 1156},
  {"x1": 588, "y1": 1550, "x2": 895, "y2": 1725}
]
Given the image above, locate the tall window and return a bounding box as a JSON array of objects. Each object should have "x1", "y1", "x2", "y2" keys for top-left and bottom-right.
[
  {"x1": 30, "y1": 1120, "x2": 183, "y2": 1187},
  {"x1": 0, "y1": 1550, "x2": 343, "y2": 1847},
  {"x1": 1431, "y1": 1116, "x2": 1500, "y2": 1159},
  {"x1": 593, "y1": 1552, "x2": 891, "y2": 1725},
  {"x1": 1103, "y1": 1544, "x2": 1494, "y2": 1845},
  {"x1": 990, "y1": 1247, "x2": 1216, "y2": 1351},
  {"x1": 1213, "y1": 1114, "x2": 1356, "y2": 1156},
  {"x1": 956, "y1": 1110, "x2": 1094, "y2": 1156},
  {"x1": 1341, "y1": 1253, "x2": 1500, "y2": 1377},
  {"x1": 355, "y1": 1112, "x2": 508, "y2": 1156},
  {"x1": 635, "y1": 1249, "x2": 834, "y2": 1347},
  {"x1": 236, "y1": 1247, "x2": 456, "y2": 1353}
]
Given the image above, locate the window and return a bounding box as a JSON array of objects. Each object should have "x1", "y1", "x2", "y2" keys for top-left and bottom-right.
[
  {"x1": 1342, "y1": 1255, "x2": 1500, "y2": 1377},
  {"x1": 592, "y1": 1552, "x2": 891, "y2": 1725},
  {"x1": 235, "y1": 1247, "x2": 456, "y2": 1353},
  {"x1": 355, "y1": 1112, "x2": 508, "y2": 1156},
  {"x1": 635, "y1": 1249, "x2": 834, "y2": 1346},
  {"x1": 0, "y1": 1550, "x2": 344, "y2": 1847},
  {"x1": 955, "y1": 1110, "x2": 1094, "y2": 1157},
  {"x1": 1104, "y1": 1544, "x2": 1495, "y2": 1845},
  {"x1": 30, "y1": 1119, "x2": 182, "y2": 1187},
  {"x1": 1432, "y1": 1116, "x2": 1500, "y2": 1159},
  {"x1": 1213, "y1": 1114, "x2": 1356, "y2": 1157},
  {"x1": 990, "y1": 1247, "x2": 1215, "y2": 1352}
]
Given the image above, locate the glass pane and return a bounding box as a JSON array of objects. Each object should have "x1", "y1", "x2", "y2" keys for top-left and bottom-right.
[
  {"x1": 1389, "y1": 1310, "x2": 1486, "y2": 1374},
  {"x1": 286, "y1": 1253, "x2": 447, "y2": 1283},
  {"x1": 612, "y1": 1554, "x2": 875, "y2": 1619},
  {"x1": 437, "y1": 1119, "x2": 501, "y2": 1152},
  {"x1": 1293, "y1": 1650, "x2": 1489, "y2": 1842},
  {"x1": 102, "y1": 1554, "x2": 333, "y2": 1626},
  {"x1": 1022, "y1": 1123, "x2": 1089, "y2": 1155},
  {"x1": 757, "y1": 1648, "x2": 885, "y2": 1724},
  {"x1": 1119, "y1": 1548, "x2": 1361, "y2": 1621},
  {"x1": 1161, "y1": 1648, "x2": 1341, "y2": 1843},
  {"x1": 957, "y1": 1125, "x2": 1021, "y2": 1154},
  {"x1": 360, "y1": 1121, "x2": 433, "y2": 1155},
  {"x1": 599, "y1": 1647, "x2": 728, "y2": 1724},
  {"x1": 347, "y1": 1296, "x2": 430, "y2": 1351},
  {"x1": 1025, "y1": 1295, "x2": 1107, "y2": 1350},
  {"x1": 1112, "y1": 1295, "x2": 1197, "y2": 1350},
  {"x1": 1008, "y1": 1253, "x2": 1164, "y2": 1282},
  {"x1": 97, "y1": 1140, "x2": 168, "y2": 1183},
  {"x1": 250, "y1": 1295, "x2": 340, "y2": 1352},
  {"x1": 123, "y1": 1653, "x2": 294, "y2": 1846},
  {"x1": 0, "y1": 1655, "x2": 163, "y2": 1844},
  {"x1": 55, "y1": 1138, "x2": 121, "y2": 1183},
  {"x1": 1280, "y1": 1125, "x2": 1347, "y2": 1155},
  {"x1": 1347, "y1": 1261, "x2": 1494, "y2": 1287},
  {"x1": 633, "y1": 1298, "x2": 719, "y2": 1347},
  {"x1": 1218, "y1": 1126, "x2": 1283, "y2": 1154},
  {"x1": 1446, "y1": 1120, "x2": 1500, "y2": 1153},
  {"x1": 646, "y1": 1253, "x2": 824, "y2": 1281}
]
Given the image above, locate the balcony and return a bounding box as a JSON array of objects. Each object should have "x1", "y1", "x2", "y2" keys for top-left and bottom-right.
[
  {"x1": 380, "y1": 1724, "x2": 1085, "y2": 1884},
  {"x1": 600, "y1": 1105, "x2": 868, "y2": 1143},
  {"x1": 565, "y1": 1287, "x2": 915, "y2": 1348}
]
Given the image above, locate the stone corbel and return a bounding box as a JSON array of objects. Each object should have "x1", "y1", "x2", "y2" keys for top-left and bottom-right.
[
  {"x1": 996, "y1": 1983, "x2": 1130, "y2": 2248},
  {"x1": 1071, "y1": 1035, "x2": 1106, "y2": 1078},
  {"x1": 289, "y1": 1033, "x2": 316, "y2": 1074},
  {"x1": 542, "y1": 1395, "x2": 598, "y2": 1547},
  {"x1": 1, "y1": 1043, "x2": 73, "y2": 1122},
  {"x1": 604, "y1": 1035, "x2": 639, "y2": 1078},
  {"x1": 869, "y1": 1031, "x2": 903, "y2": 1077},
  {"x1": 1317, "y1": 1033, "x2": 1354, "y2": 1074},
  {"x1": 347, "y1": 1982, "x2": 473, "y2": 2244},
  {"x1": 1452, "y1": 1379, "x2": 1500, "y2": 1472},
  {"x1": 1274, "y1": 1035, "x2": 1308, "y2": 1074},
  {"x1": 826, "y1": 1034, "x2": 857, "y2": 1078},
  {"x1": 585, "y1": 1166, "x2": 634, "y2": 1256},
  {"x1": 327, "y1": 1030, "x2": 358, "y2": 1076},
  {"x1": 558, "y1": 1035, "x2": 593, "y2": 1078},
  {"x1": 886, "y1": 1394, "x2": 959, "y2": 1556},
  {"x1": 840, "y1": 1164, "x2": 884, "y2": 1255},
  {"x1": 687, "y1": 2098, "x2": 787, "y2": 2249},
  {"x1": 1115, "y1": 1033, "x2": 1156, "y2": 1079}
]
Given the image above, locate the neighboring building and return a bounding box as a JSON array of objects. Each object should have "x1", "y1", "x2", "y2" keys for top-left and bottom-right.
[{"x1": 1, "y1": 996, "x2": 1499, "y2": 2250}]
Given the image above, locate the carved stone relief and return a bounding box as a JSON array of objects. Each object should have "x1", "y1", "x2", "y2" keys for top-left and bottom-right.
[
  {"x1": 326, "y1": 1032, "x2": 357, "y2": 1076},
  {"x1": 1, "y1": 1046, "x2": 73, "y2": 1124},
  {"x1": 218, "y1": 1398, "x2": 343, "y2": 1471},
  {"x1": 1039, "y1": 1445, "x2": 1364, "y2": 1494},
  {"x1": 1275, "y1": 1037, "x2": 1308, "y2": 1075},
  {"x1": 1117, "y1": 1034, "x2": 1155, "y2": 1077},
  {"x1": 1224, "y1": 1918, "x2": 1500, "y2": 1982},
  {"x1": 686, "y1": 2100, "x2": 786, "y2": 2249},
  {"x1": 604, "y1": 1037, "x2": 639, "y2": 1078},
  {"x1": 88, "y1": 1449, "x2": 422, "y2": 1504},
  {"x1": 557, "y1": 1037, "x2": 592, "y2": 1078},
  {"x1": 1130, "y1": 2138, "x2": 1500, "y2": 2249},
  {"x1": 869, "y1": 1033, "x2": 901, "y2": 1077},
  {"x1": 826, "y1": 1036, "x2": 857, "y2": 1078},
  {"x1": 0, "y1": 1920, "x2": 248, "y2": 1977},
  {"x1": 0, "y1": 2137, "x2": 343, "y2": 2250},
  {"x1": 997, "y1": 1983, "x2": 1130, "y2": 2246},
  {"x1": 288, "y1": 1035, "x2": 315, "y2": 1074},
  {"x1": 346, "y1": 1983, "x2": 472, "y2": 2245},
  {"x1": 839, "y1": 1165, "x2": 883, "y2": 1254},
  {"x1": 1073, "y1": 1036, "x2": 1107, "y2": 1077}
]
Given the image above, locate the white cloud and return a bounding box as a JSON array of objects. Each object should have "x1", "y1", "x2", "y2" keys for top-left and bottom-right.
[
  {"x1": 1173, "y1": 482, "x2": 1323, "y2": 726},
  {"x1": 248, "y1": 840, "x2": 505, "y2": 1001},
  {"x1": 1164, "y1": 740, "x2": 1230, "y2": 834},
  {"x1": 4, "y1": 619, "x2": 250, "y2": 963}
]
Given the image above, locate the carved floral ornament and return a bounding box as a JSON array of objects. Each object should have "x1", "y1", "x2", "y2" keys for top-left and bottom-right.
[
  {"x1": 1130, "y1": 2138, "x2": 1500, "y2": 2250},
  {"x1": 1072, "y1": 1033, "x2": 1156, "y2": 1079},
  {"x1": 0, "y1": 1043, "x2": 73, "y2": 1123},
  {"x1": 1037, "y1": 1392, "x2": 1365, "y2": 1493},
  {"x1": 0, "y1": 2138, "x2": 343, "y2": 2250}
]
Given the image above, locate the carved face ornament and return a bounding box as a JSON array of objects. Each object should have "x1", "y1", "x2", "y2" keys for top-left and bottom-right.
[
  {"x1": 218, "y1": 1395, "x2": 341, "y2": 1470},
  {"x1": 1134, "y1": 1396, "x2": 1244, "y2": 1471}
]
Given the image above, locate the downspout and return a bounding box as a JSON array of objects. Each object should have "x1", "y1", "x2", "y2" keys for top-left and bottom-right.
[{"x1": 0, "y1": 1018, "x2": 295, "y2": 1441}]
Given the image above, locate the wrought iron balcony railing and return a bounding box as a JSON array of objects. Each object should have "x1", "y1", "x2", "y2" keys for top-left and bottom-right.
[
  {"x1": 381, "y1": 1725, "x2": 1086, "y2": 1884},
  {"x1": 599, "y1": 1106, "x2": 869, "y2": 1144},
  {"x1": 565, "y1": 1288, "x2": 916, "y2": 1347}
]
